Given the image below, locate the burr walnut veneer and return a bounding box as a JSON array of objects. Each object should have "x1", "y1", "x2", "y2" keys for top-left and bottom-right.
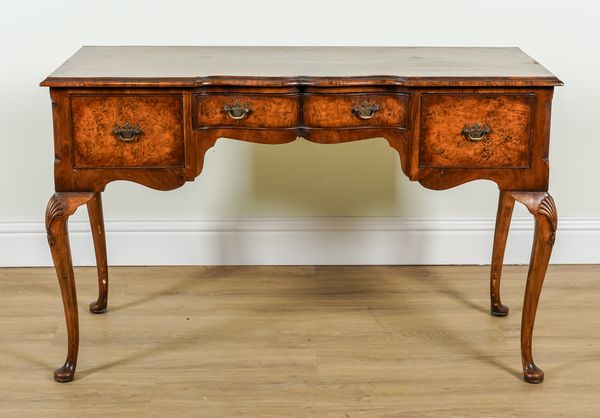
[{"x1": 41, "y1": 46, "x2": 562, "y2": 384}]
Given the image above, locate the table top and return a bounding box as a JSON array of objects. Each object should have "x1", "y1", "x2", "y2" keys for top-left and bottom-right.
[{"x1": 41, "y1": 46, "x2": 562, "y2": 88}]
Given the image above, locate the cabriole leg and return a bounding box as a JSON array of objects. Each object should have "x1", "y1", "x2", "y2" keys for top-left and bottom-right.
[
  {"x1": 490, "y1": 189, "x2": 516, "y2": 316},
  {"x1": 46, "y1": 192, "x2": 94, "y2": 382},
  {"x1": 87, "y1": 192, "x2": 109, "y2": 314},
  {"x1": 512, "y1": 192, "x2": 557, "y2": 384}
]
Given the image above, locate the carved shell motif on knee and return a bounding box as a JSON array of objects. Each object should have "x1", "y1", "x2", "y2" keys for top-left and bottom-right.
[
  {"x1": 45, "y1": 195, "x2": 65, "y2": 246},
  {"x1": 538, "y1": 195, "x2": 557, "y2": 246}
]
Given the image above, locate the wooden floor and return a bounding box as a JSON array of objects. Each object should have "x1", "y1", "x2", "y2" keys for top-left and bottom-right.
[{"x1": 1, "y1": 265, "x2": 599, "y2": 417}]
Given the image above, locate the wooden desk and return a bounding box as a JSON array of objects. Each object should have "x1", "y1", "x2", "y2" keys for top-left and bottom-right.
[{"x1": 41, "y1": 46, "x2": 562, "y2": 383}]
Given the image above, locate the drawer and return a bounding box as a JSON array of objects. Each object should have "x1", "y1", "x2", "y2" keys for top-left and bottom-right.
[
  {"x1": 419, "y1": 93, "x2": 534, "y2": 168},
  {"x1": 71, "y1": 94, "x2": 184, "y2": 168},
  {"x1": 303, "y1": 93, "x2": 408, "y2": 129},
  {"x1": 194, "y1": 94, "x2": 299, "y2": 129}
]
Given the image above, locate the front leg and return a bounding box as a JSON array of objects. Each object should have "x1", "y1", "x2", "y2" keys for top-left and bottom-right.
[
  {"x1": 87, "y1": 193, "x2": 109, "y2": 314},
  {"x1": 512, "y1": 192, "x2": 557, "y2": 383},
  {"x1": 46, "y1": 192, "x2": 94, "y2": 382}
]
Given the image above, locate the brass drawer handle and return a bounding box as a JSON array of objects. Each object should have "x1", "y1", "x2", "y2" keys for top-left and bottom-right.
[
  {"x1": 352, "y1": 101, "x2": 380, "y2": 120},
  {"x1": 112, "y1": 122, "x2": 142, "y2": 142},
  {"x1": 224, "y1": 102, "x2": 251, "y2": 120},
  {"x1": 461, "y1": 123, "x2": 491, "y2": 141}
]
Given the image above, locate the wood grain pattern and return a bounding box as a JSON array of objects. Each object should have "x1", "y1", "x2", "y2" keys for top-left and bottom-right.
[
  {"x1": 412, "y1": 88, "x2": 554, "y2": 192},
  {"x1": 71, "y1": 94, "x2": 184, "y2": 168},
  {"x1": 50, "y1": 88, "x2": 189, "y2": 193},
  {"x1": 3, "y1": 265, "x2": 600, "y2": 417},
  {"x1": 194, "y1": 93, "x2": 299, "y2": 129},
  {"x1": 86, "y1": 192, "x2": 108, "y2": 314},
  {"x1": 419, "y1": 93, "x2": 534, "y2": 168},
  {"x1": 41, "y1": 47, "x2": 562, "y2": 385},
  {"x1": 45, "y1": 192, "x2": 94, "y2": 382},
  {"x1": 512, "y1": 192, "x2": 557, "y2": 383},
  {"x1": 40, "y1": 46, "x2": 562, "y2": 87},
  {"x1": 490, "y1": 189, "x2": 516, "y2": 317},
  {"x1": 303, "y1": 93, "x2": 408, "y2": 129}
]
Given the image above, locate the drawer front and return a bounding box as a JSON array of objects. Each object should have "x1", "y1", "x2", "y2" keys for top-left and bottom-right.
[
  {"x1": 303, "y1": 93, "x2": 408, "y2": 129},
  {"x1": 419, "y1": 94, "x2": 534, "y2": 168},
  {"x1": 71, "y1": 94, "x2": 184, "y2": 168},
  {"x1": 194, "y1": 94, "x2": 299, "y2": 129}
]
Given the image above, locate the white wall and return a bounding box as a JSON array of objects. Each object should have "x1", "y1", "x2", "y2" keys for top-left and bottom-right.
[{"x1": 0, "y1": 0, "x2": 598, "y2": 265}]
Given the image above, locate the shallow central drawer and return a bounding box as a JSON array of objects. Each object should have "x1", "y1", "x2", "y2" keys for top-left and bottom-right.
[
  {"x1": 303, "y1": 93, "x2": 409, "y2": 129},
  {"x1": 194, "y1": 93, "x2": 300, "y2": 129}
]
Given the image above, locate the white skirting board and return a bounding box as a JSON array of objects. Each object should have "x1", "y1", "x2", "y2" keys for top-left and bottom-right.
[{"x1": 1, "y1": 217, "x2": 599, "y2": 267}]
